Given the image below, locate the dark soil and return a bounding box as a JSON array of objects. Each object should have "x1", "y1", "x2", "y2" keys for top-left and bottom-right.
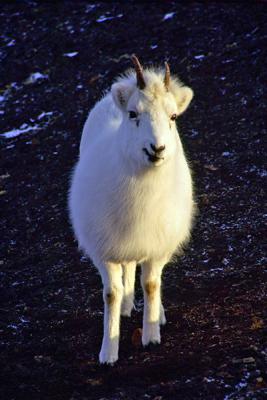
[{"x1": 0, "y1": 2, "x2": 266, "y2": 399}]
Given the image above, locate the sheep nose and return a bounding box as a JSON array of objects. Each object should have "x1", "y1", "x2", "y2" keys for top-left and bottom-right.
[{"x1": 150, "y1": 144, "x2": 165, "y2": 153}]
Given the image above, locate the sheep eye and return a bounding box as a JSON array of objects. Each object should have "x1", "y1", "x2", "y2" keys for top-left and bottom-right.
[
  {"x1": 129, "y1": 111, "x2": 137, "y2": 119},
  {"x1": 170, "y1": 113, "x2": 177, "y2": 121}
]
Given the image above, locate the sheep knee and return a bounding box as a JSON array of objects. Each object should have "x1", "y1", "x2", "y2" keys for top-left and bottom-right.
[
  {"x1": 144, "y1": 281, "x2": 159, "y2": 300},
  {"x1": 104, "y1": 286, "x2": 123, "y2": 306}
]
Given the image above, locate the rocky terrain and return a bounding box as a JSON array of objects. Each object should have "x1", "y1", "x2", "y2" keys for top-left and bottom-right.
[{"x1": 0, "y1": 2, "x2": 266, "y2": 399}]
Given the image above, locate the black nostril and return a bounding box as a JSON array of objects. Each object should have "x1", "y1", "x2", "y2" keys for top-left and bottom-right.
[{"x1": 150, "y1": 144, "x2": 165, "y2": 153}]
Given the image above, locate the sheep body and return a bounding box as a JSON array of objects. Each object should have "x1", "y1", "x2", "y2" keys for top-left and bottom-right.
[
  {"x1": 69, "y1": 60, "x2": 195, "y2": 364},
  {"x1": 70, "y1": 116, "x2": 192, "y2": 262}
]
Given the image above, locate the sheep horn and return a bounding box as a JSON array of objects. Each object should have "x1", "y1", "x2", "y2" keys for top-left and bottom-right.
[
  {"x1": 164, "y1": 61, "x2": 170, "y2": 90},
  {"x1": 131, "y1": 54, "x2": 146, "y2": 90}
]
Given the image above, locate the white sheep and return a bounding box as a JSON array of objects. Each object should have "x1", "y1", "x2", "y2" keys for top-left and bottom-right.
[{"x1": 68, "y1": 56, "x2": 195, "y2": 364}]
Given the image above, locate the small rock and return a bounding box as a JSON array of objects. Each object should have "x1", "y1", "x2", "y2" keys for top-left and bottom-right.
[
  {"x1": 232, "y1": 358, "x2": 243, "y2": 364},
  {"x1": 243, "y1": 357, "x2": 255, "y2": 364},
  {"x1": 34, "y1": 355, "x2": 43, "y2": 362},
  {"x1": 89, "y1": 75, "x2": 100, "y2": 85},
  {"x1": 86, "y1": 378, "x2": 103, "y2": 386},
  {"x1": 0, "y1": 173, "x2": 10, "y2": 179},
  {"x1": 204, "y1": 164, "x2": 218, "y2": 171},
  {"x1": 250, "y1": 316, "x2": 264, "y2": 330}
]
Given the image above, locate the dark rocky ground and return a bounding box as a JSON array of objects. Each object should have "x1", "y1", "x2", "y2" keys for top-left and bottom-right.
[{"x1": 0, "y1": 2, "x2": 266, "y2": 399}]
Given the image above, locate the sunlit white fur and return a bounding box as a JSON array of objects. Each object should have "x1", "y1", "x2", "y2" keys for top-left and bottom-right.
[{"x1": 69, "y1": 66, "x2": 195, "y2": 364}]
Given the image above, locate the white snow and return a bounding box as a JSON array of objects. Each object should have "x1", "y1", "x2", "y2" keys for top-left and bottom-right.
[
  {"x1": 63, "y1": 51, "x2": 78, "y2": 57},
  {"x1": 7, "y1": 39, "x2": 15, "y2": 47},
  {"x1": 37, "y1": 111, "x2": 53, "y2": 120},
  {"x1": 194, "y1": 54, "x2": 205, "y2": 60},
  {"x1": 1, "y1": 111, "x2": 55, "y2": 140},
  {"x1": 96, "y1": 14, "x2": 123, "y2": 23},
  {"x1": 85, "y1": 4, "x2": 97, "y2": 13},
  {"x1": 190, "y1": 129, "x2": 199, "y2": 137},
  {"x1": 24, "y1": 72, "x2": 48, "y2": 84},
  {"x1": 203, "y1": 377, "x2": 215, "y2": 383},
  {"x1": 150, "y1": 44, "x2": 158, "y2": 50},
  {"x1": 1, "y1": 123, "x2": 40, "y2": 139},
  {"x1": 163, "y1": 12, "x2": 175, "y2": 21}
]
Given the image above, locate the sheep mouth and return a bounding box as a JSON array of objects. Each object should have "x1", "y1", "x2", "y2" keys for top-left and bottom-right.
[{"x1": 143, "y1": 148, "x2": 164, "y2": 163}]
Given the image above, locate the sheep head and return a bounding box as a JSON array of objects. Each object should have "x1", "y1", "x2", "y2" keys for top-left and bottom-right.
[{"x1": 111, "y1": 56, "x2": 194, "y2": 168}]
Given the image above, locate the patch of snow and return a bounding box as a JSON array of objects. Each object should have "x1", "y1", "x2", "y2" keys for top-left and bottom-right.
[
  {"x1": 209, "y1": 267, "x2": 224, "y2": 273},
  {"x1": 194, "y1": 54, "x2": 205, "y2": 60},
  {"x1": 163, "y1": 12, "x2": 175, "y2": 21},
  {"x1": 150, "y1": 44, "x2": 158, "y2": 50},
  {"x1": 24, "y1": 72, "x2": 48, "y2": 84},
  {"x1": 259, "y1": 169, "x2": 267, "y2": 177},
  {"x1": 235, "y1": 381, "x2": 247, "y2": 389},
  {"x1": 203, "y1": 377, "x2": 215, "y2": 383},
  {"x1": 7, "y1": 324, "x2": 18, "y2": 330},
  {"x1": 20, "y1": 317, "x2": 29, "y2": 324},
  {"x1": 12, "y1": 281, "x2": 23, "y2": 286},
  {"x1": 1, "y1": 123, "x2": 40, "y2": 139},
  {"x1": 222, "y1": 258, "x2": 229, "y2": 266},
  {"x1": 1, "y1": 110, "x2": 57, "y2": 140},
  {"x1": 0, "y1": 83, "x2": 18, "y2": 104},
  {"x1": 222, "y1": 59, "x2": 234, "y2": 64},
  {"x1": 96, "y1": 14, "x2": 123, "y2": 23},
  {"x1": 63, "y1": 51, "x2": 78, "y2": 57},
  {"x1": 222, "y1": 151, "x2": 231, "y2": 157},
  {"x1": 37, "y1": 111, "x2": 53, "y2": 120},
  {"x1": 7, "y1": 39, "x2": 15, "y2": 47},
  {"x1": 85, "y1": 4, "x2": 97, "y2": 13},
  {"x1": 190, "y1": 129, "x2": 199, "y2": 137}
]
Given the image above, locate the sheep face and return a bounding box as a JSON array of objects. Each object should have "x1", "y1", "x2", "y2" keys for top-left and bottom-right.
[
  {"x1": 126, "y1": 90, "x2": 178, "y2": 167},
  {"x1": 111, "y1": 69, "x2": 193, "y2": 169}
]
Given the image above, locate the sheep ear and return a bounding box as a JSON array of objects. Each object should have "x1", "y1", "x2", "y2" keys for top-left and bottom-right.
[
  {"x1": 111, "y1": 82, "x2": 134, "y2": 110},
  {"x1": 175, "y1": 86, "x2": 194, "y2": 115}
]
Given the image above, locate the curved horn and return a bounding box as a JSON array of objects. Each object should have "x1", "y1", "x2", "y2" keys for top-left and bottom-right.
[
  {"x1": 164, "y1": 61, "x2": 170, "y2": 90},
  {"x1": 131, "y1": 54, "x2": 146, "y2": 90}
]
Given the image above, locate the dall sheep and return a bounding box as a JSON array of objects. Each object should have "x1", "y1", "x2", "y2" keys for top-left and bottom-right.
[{"x1": 69, "y1": 55, "x2": 195, "y2": 364}]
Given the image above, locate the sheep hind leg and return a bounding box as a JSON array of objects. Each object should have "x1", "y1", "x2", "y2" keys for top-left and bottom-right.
[
  {"x1": 98, "y1": 261, "x2": 123, "y2": 365},
  {"x1": 141, "y1": 260, "x2": 166, "y2": 346},
  {"x1": 121, "y1": 261, "x2": 136, "y2": 317}
]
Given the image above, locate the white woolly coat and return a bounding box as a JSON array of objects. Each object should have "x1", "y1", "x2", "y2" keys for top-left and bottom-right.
[{"x1": 69, "y1": 72, "x2": 194, "y2": 266}]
